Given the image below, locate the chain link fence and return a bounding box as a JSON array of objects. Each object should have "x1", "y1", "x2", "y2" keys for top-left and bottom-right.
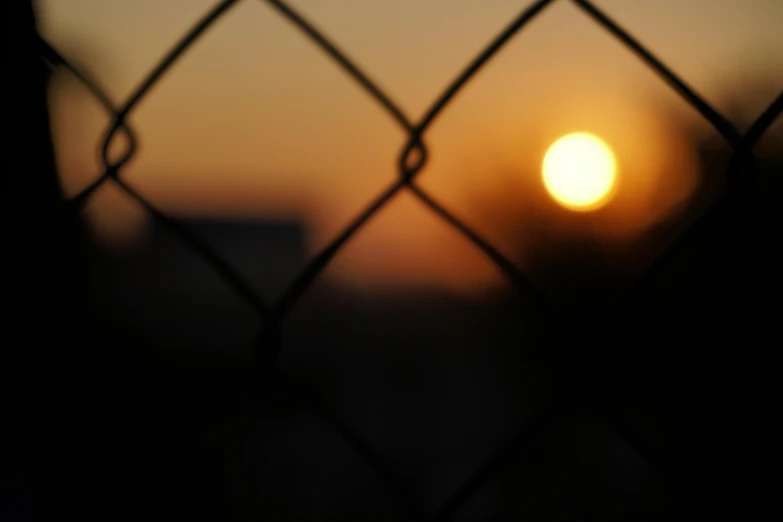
[{"x1": 36, "y1": 0, "x2": 782, "y2": 519}]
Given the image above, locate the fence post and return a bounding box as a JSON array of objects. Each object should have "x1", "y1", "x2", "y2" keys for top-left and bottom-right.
[{"x1": 7, "y1": 2, "x2": 104, "y2": 520}]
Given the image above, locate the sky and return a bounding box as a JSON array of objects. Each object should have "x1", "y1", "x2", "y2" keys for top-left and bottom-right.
[{"x1": 38, "y1": 0, "x2": 783, "y2": 294}]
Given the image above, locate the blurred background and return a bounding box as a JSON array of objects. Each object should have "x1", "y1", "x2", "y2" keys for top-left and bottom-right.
[{"x1": 9, "y1": 0, "x2": 783, "y2": 521}]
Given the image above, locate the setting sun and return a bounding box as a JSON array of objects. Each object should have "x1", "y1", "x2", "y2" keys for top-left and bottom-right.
[{"x1": 542, "y1": 133, "x2": 617, "y2": 211}]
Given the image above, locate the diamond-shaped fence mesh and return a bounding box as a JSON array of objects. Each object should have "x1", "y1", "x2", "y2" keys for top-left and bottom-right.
[{"x1": 27, "y1": 0, "x2": 782, "y2": 520}]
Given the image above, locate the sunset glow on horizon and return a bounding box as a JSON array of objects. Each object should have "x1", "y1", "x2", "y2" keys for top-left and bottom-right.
[{"x1": 39, "y1": 0, "x2": 783, "y2": 293}]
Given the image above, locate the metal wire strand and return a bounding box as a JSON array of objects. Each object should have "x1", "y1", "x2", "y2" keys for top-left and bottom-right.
[
  {"x1": 38, "y1": 37, "x2": 137, "y2": 208},
  {"x1": 114, "y1": 177, "x2": 268, "y2": 316},
  {"x1": 572, "y1": 0, "x2": 742, "y2": 150},
  {"x1": 101, "y1": 0, "x2": 243, "y2": 167},
  {"x1": 265, "y1": 0, "x2": 413, "y2": 131},
  {"x1": 407, "y1": 181, "x2": 563, "y2": 326},
  {"x1": 70, "y1": 0, "x2": 243, "y2": 205},
  {"x1": 40, "y1": 39, "x2": 267, "y2": 318},
  {"x1": 413, "y1": 0, "x2": 556, "y2": 144}
]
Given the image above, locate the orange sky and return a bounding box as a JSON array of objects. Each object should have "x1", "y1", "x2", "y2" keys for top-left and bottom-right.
[{"x1": 39, "y1": 0, "x2": 783, "y2": 294}]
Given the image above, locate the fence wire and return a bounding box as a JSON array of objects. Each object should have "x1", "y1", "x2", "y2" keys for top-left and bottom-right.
[{"x1": 38, "y1": 0, "x2": 782, "y2": 520}]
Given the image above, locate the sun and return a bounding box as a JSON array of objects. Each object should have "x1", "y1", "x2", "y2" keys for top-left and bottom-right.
[{"x1": 542, "y1": 132, "x2": 617, "y2": 211}]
